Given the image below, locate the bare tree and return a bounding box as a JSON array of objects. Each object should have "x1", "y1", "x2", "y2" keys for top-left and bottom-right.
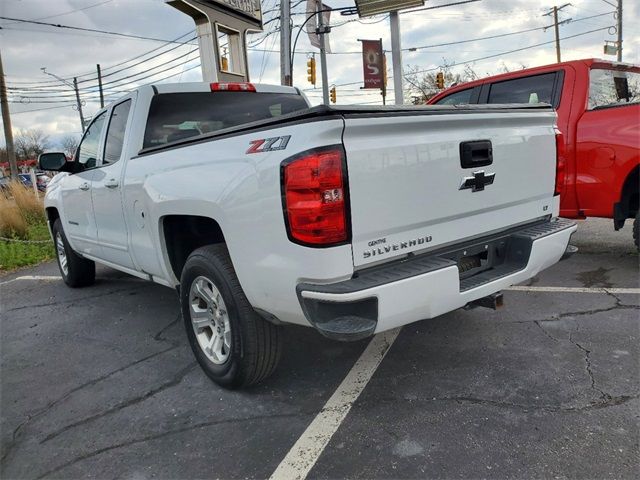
[
  {"x1": 60, "y1": 135, "x2": 80, "y2": 158},
  {"x1": 14, "y1": 129, "x2": 51, "y2": 160},
  {"x1": 498, "y1": 61, "x2": 529, "y2": 74},
  {"x1": 404, "y1": 59, "x2": 478, "y2": 104}
]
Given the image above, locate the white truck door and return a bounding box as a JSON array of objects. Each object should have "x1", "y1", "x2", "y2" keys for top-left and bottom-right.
[
  {"x1": 91, "y1": 98, "x2": 136, "y2": 270},
  {"x1": 59, "y1": 111, "x2": 107, "y2": 257}
]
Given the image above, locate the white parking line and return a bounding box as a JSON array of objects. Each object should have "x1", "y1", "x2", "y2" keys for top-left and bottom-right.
[
  {"x1": 0, "y1": 275, "x2": 62, "y2": 286},
  {"x1": 269, "y1": 328, "x2": 401, "y2": 480},
  {"x1": 506, "y1": 286, "x2": 640, "y2": 295}
]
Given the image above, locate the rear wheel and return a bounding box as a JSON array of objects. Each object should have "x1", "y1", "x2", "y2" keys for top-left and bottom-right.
[
  {"x1": 52, "y1": 219, "x2": 95, "y2": 288},
  {"x1": 180, "y1": 244, "x2": 282, "y2": 388}
]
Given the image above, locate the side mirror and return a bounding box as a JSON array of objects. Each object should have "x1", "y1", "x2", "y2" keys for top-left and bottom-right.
[{"x1": 38, "y1": 152, "x2": 68, "y2": 171}]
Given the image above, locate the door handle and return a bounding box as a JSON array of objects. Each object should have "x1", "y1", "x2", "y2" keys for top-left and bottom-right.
[
  {"x1": 105, "y1": 178, "x2": 119, "y2": 189},
  {"x1": 460, "y1": 140, "x2": 493, "y2": 168},
  {"x1": 79, "y1": 182, "x2": 90, "y2": 191}
]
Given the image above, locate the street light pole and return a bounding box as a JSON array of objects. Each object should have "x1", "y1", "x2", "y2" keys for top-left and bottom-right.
[
  {"x1": 41, "y1": 68, "x2": 86, "y2": 132},
  {"x1": 317, "y1": 2, "x2": 330, "y2": 105},
  {"x1": 389, "y1": 11, "x2": 404, "y2": 105},
  {"x1": 280, "y1": 0, "x2": 292, "y2": 86}
]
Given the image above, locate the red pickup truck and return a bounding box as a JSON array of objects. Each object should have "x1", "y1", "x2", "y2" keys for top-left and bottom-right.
[{"x1": 428, "y1": 59, "x2": 640, "y2": 249}]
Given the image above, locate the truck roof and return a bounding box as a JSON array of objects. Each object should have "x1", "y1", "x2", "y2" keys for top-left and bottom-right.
[
  {"x1": 151, "y1": 82, "x2": 300, "y2": 95},
  {"x1": 428, "y1": 58, "x2": 640, "y2": 104}
]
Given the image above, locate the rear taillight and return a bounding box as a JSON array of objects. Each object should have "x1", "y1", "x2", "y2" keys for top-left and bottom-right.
[
  {"x1": 282, "y1": 147, "x2": 349, "y2": 246},
  {"x1": 555, "y1": 129, "x2": 566, "y2": 196},
  {"x1": 210, "y1": 82, "x2": 256, "y2": 92}
]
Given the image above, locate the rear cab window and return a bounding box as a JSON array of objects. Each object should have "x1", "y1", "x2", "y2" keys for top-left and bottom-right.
[
  {"x1": 486, "y1": 72, "x2": 561, "y2": 106},
  {"x1": 143, "y1": 92, "x2": 309, "y2": 149},
  {"x1": 588, "y1": 68, "x2": 640, "y2": 110},
  {"x1": 433, "y1": 88, "x2": 474, "y2": 105}
]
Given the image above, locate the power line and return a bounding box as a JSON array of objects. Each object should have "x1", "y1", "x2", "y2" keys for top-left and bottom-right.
[
  {"x1": 10, "y1": 103, "x2": 78, "y2": 114},
  {"x1": 407, "y1": 26, "x2": 614, "y2": 76},
  {"x1": 9, "y1": 64, "x2": 203, "y2": 105},
  {"x1": 5, "y1": 31, "x2": 196, "y2": 87},
  {"x1": 1, "y1": 0, "x2": 115, "y2": 26},
  {"x1": 8, "y1": 50, "x2": 200, "y2": 100},
  {"x1": 303, "y1": 25, "x2": 614, "y2": 91},
  {"x1": 0, "y1": 16, "x2": 196, "y2": 45},
  {"x1": 404, "y1": 11, "x2": 615, "y2": 52}
]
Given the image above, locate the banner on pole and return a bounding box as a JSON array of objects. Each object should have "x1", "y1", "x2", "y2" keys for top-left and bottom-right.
[
  {"x1": 306, "y1": 0, "x2": 332, "y2": 53},
  {"x1": 360, "y1": 39, "x2": 384, "y2": 89}
]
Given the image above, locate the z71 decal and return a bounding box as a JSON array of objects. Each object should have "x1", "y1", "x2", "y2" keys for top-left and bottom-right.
[{"x1": 246, "y1": 135, "x2": 291, "y2": 154}]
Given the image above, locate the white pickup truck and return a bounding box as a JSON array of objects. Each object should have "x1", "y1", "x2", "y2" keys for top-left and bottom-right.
[{"x1": 40, "y1": 82, "x2": 576, "y2": 387}]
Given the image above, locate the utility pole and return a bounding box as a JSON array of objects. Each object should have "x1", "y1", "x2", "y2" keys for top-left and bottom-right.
[
  {"x1": 317, "y1": 2, "x2": 330, "y2": 105},
  {"x1": 280, "y1": 0, "x2": 292, "y2": 86},
  {"x1": 552, "y1": 6, "x2": 561, "y2": 62},
  {"x1": 96, "y1": 64, "x2": 104, "y2": 108},
  {"x1": 543, "y1": 4, "x2": 571, "y2": 63},
  {"x1": 389, "y1": 12, "x2": 404, "y2": 105},
  {"x1": 616, "y1": 0, "x2": 623, "y2": 61},
  {"x1": 0, "y1": 50, "x2": 19, "y2": 180},
  {"x1": 73, "y1": 77, "x2": 86, "y2": 132}
]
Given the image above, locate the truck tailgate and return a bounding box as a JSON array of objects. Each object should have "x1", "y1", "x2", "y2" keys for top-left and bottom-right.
[{"x1": 342, "y1": 107, "x2": 558, "y2": 268}]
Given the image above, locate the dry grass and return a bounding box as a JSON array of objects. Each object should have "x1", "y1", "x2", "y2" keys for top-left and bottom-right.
[
  {"x1": 7, "y1": 181, "x2": 45, "y2": 223},
  {"x1": 0, "y1": 181, "x2": 44, "y2": 238},
  {"x1": 0, "y1": 199, "x2": 28, "y2": 238}
]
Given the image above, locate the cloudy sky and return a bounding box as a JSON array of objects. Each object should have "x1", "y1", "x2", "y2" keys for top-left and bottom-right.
[{"x1": 1, "y1": 0, "x2": 637, "y2": 148}]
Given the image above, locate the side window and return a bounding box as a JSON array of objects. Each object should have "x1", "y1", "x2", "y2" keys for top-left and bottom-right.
[
  {"x1": 434, "y1": 88, "x2": 473, "y2": 105},
  {"x1": 487, "y1": 73, "x2": 557, "y2": 105},
  {"x1": 77, "y1": 112, "x2": 107, "y2": 169},
  {"x1": 103, "y1": 100, "x2": 132, "y2": 165},
  {"x1": 588, "y1": 68, "x2": 640, "y2": 109}
]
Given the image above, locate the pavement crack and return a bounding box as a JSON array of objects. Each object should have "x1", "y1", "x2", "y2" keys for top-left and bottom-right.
[
  {"x1": 4, "y1": 288, "x2": 139, "y2": 313},
  {"x1": 153, "y1": 313, "x2": 181, "y2": 346},
  {"x1": 39, "y1": 362, "x2": 196, "y2": 445},
  {"x1": 605, "y1": 290, "x2": 640, "y2": 309},
  {"x1": 1, "y1": 346, "x2": 179, "y2": 467},
  {"x1": 514, "y1": 303, "x2": 639, "y2": 324},
  {"x1": 534, "y1": 320, "x2": 559, "y2": 342},
  {"x1": 440, "y1": 393, "x2": 638, "y2": 412},
  {"x1": 368, "y1": 393, "x2": 639, "y2": 413},
  {"x1": 35, "y1": 412, "x2": 306, "y2": 479},
  {"x1": 568, "y1": 321, "x2": 611, "y2": 402}
]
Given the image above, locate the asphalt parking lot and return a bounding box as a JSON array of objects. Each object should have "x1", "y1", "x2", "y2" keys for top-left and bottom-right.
[{"x1": 1, "y1": 218, "x2": 639, "y2": 479}]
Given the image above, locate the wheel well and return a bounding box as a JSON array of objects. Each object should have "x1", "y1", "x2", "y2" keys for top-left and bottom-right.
[
  {"x1": 163, "y1": 215, "x2": 225, "y2": 280},
  {"x1": 614, "y1": 166, "x2": 639, "y2": 230},
  {"x1": 45, "y1": 207, "x2": 60, "y2": 228}
]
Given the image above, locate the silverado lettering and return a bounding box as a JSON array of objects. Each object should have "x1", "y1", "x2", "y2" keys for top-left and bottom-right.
[{"x1": 363, "y1": 235, "x2": 433, "y2": 258}]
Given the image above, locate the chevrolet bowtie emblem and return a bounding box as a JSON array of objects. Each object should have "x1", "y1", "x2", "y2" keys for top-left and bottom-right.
[{"x1": 459, "y1": 170, "x2": 496, "y2": 192}]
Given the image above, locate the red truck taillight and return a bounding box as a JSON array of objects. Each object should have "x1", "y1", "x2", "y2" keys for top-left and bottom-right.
[
  {"x1": 282, "y1": 147, "x2": 349, "y2": 246},
  {"x1": 555, "y1": 129, "x2": 566, "y2": 196}
]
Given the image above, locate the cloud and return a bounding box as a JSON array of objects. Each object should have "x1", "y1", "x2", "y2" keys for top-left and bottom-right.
[{"x1": 1, "y1": 0, "x2": 637, "y2": 145}]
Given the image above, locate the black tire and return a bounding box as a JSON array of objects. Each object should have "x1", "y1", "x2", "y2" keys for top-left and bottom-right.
[
  {"x1": 52, "y1": 218, "x2": 95, "y2": 288},
  {"x1": 180, "y1": 244, "x2": 282, "y2": 388},
  {"x1": 633, "y1": 211, "x2": 639, "y2": 251}
]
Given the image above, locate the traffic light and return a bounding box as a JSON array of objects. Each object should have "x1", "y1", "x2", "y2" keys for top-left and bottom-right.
[
  {"x1": 436, "y1": 71, "x2": 445, "y2": 89},
  {"x1": 330, "y1": 86, "x2": 337, "y2": 104},
  {"x1": 307, "y1": 57, "x2": 316, "y2": 86}
]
